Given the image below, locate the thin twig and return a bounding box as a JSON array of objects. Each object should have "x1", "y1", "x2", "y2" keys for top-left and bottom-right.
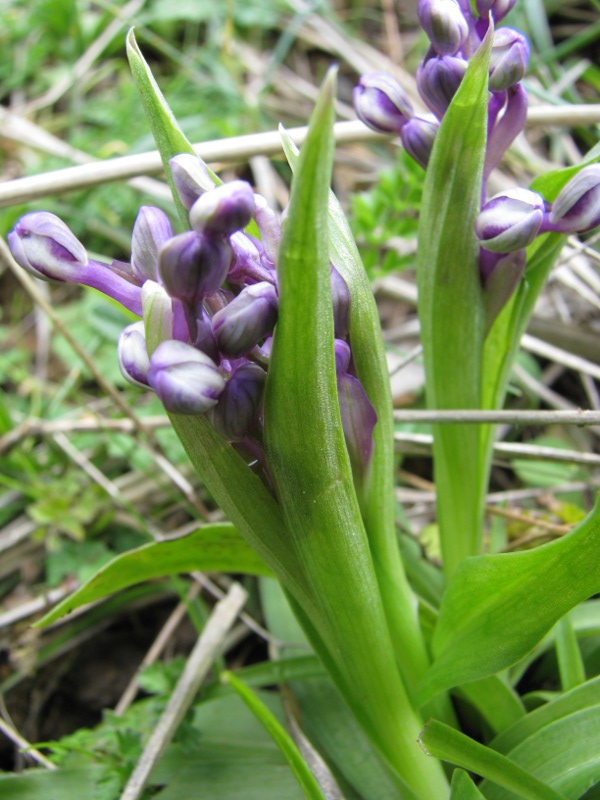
[
  {"x1": 2, "y1": 105, "x2": 599, "y2": 207},
  {"x1": 0, "y1": 716, "x2": 57, "y2": 770},
  {"x1": 393, "y1": 409, "x2": 600, "y2": 426},
  {"x1": 115, "y1": 584, "x2": 201, "y2": 716},
  {"x1": 120, "y1": 583, "x2": 247, "y2": 800}
]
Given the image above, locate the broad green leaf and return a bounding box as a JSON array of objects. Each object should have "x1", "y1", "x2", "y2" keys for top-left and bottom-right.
[
  {"x1": 451, "y1": 770, "x2": 487, "y2": 799},
  {"x1": 418, "y1": 500, "x2": 600, "y2": 701},
  {"x1": 491, "y1": 676, "x2": 600, "y2": 755},
  {"x1": 419, "y1": 720, "x2": 565, "y2": 800},
  {"x1": 481, "y1": 707, "x2": 600, "y2": 799},
  {"x1": 0, "y1": 768, "x2": 103, "y2": 799},
  {"x1": 222, "y1": 671, "x2": 326, "y2": 800},
  {"x1": 417, "y1": 30, "x2": 492, "y2": 576},
  {"x1": 35, "y1": 523, "x2": 272, "y2": 628},
  {"x1": 152, "y1": 693, "x2": 306, "y2": 800}
]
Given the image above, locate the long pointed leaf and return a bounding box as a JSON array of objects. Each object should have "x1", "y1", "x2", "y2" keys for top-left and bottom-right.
[
  {"x1": 417, "y1": 30, "x2": 492, "y2": 576},
  {"x1": 418, "y1": 500, "x2": 600, "y2": 701}
]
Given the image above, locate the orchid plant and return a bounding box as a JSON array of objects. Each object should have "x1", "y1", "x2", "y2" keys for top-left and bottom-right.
[{"x1": 6, "y1": 0, "x2": 600, "y2": 797}]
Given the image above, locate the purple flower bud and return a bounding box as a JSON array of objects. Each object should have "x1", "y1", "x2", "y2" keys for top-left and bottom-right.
[
  {"x1": 188, "y1": 306, "x2": 219, "y2": 361},
  {"x1": 159, "y1": 231, "x2": 231, "y2": 303},
  {"x1": 228, "y1": 233, "x2": 276, "y2": 286},
  {"x1": 417, "y1": 55, "x2": 468, "y2": 119},
  {"x1": 118, "y1": 321, "x2": 150, "y2": 387},
  {"x1": 131, "y1": 206, "x2": 174, "y2": 283},
  {"x1": 189, "y1": 181, "x2": 256, "y2": 238},
  {"x1": 353, "y1": 72, "x2": 414, "y2": 134},
  {"x1": 169, "y1": 153, "x2": 217, "y2": 210},
  {"x1": 210, "y1": 361, "x2": 266, "y2": 440},
  {"x1": 254, "y1": 194, "x2": 281, "y2": 263},
  {"x1": 400, "y1": 116, "x2": 439, "y2": 169},
  {"x1": 476, "y1": 0, "x2": 516, "y2": 23},
  {"x1": 8, "y1": 211, "x2": 88, "y2": 282},
  {"x1": 331, "y1": 266, "x2": 350, "y2": 338},
  {"x1": 476, "y1": 188, "x2": 545, "y2": 253},
  {"x1": 481, "y1": 249, "x2": 525, "y2": 333},
  {"x1": 337, "y1": 373, "x2": 377, "y2": 481},
  {"x1": 334, "y1": 339, "x2": 351, "y2": 374},
  {"x1": 547, "y1": 165, "x2": 600, "y2": 234},
  {"x1": 484, "y1": 84, "x2": 528, "y2": 179},
  {"x1": 212, "y1": 282, "x2": 278, "y2": 357},
  {"x1": 148, "y1": 340, "x2": 225, "y2": 415},
  {"x1": 418, "y1": 0, "x2": 469, "y2": 56},
  {"x1": 489, "y1": 28, "x2": 529, "y2": 91},
  {"x1": 8, "y1": 212, "x2": 143, "y2": 315}
]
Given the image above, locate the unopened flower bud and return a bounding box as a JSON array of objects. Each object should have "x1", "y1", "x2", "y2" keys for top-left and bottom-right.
[
  {"x1": 142, "y1": 280, "x2": 176, "y2": 351},
  {"x1": 400, "y1": 116, "x2": 439, "y2": 169},
  {"x1": 253, "y1": 194, "x2": 281, "y2": 264},
  {"x1": 337, "y1": 373, "x2": 377, "y2": 481},
  {"x1": 8, "y1": 212, "x2": 88, "y2": 282},
  {"x1": 331, "y1": 266, "x2": 350, "y2": 338},
  {"x1": 131, "y1": 207, "x2": 174, "y2": 283},
  {"x1": 481, "y1": 249, "x2": 526, "y2": 333},
  {"x1": 417, "y1": 55, "x2": 468, "y2": 119},
  {"x1": 8, "y1": 212, "x2": 143, "y2": 315},
  {"x1": 118, "y1": 321, "x2": 150, "y2": 387},
  {"x1": 489, "y1": 28, "x2": 529, "y2": 91},
  {"x1": 159, "y1": 231, "x2": 231, "y2": 303},
  {"x1": 212, "y1": 282, "x2": 278, "y2": 357},
  {"x1": 169, "y1": 153, "x2": 216, "y2": 210},
  {"x1": 334, "y1": 339, "x2": 351, "y2": 374},
  {"x1": 228, "y1": 233, "x2": 276, "y2": 286},
  {"x1": 189, "y1": 181, "x2": 255, "y2": 237},
  {"x1": 476, "y1": 0, "x2": 516, "y2": 23},
  {"x1": 418, "y1": 0, "x2": 469, "y2": 56},
  {"x1": 354, "y1": 72, "x2": 414, "y2": 134},
  {"x1": 148, "y1": 340, "x2": 225, "y2": 414},
  {"x1": 210, "y1": 361, "x2": 266, "y2": 440},
  {"x1": 547, "y1": 165, "x2": 600, "y2": 234},
  {"x1": 476, "y1": 188, "x2": 545, "y2": 253}
]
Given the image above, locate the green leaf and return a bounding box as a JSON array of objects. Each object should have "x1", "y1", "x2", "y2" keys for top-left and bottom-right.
[
  {"x1": 450, "y1": 770, "x2": 487, "y2": 799},
  {"x1": 418, "y1": 500, "x2": 600, "y2": 701},
  {"x1": 268, "y1": 74, "x2": 448, "y2": 798},
  {"x1": 35, "y1": 523, "x2": 271, "y2": 628},
  {"x1": 278, "y1": 126, "x2": 430, "y2": 704},
  {"x1": 0, "y1": 768, "x2": 104, "y2": 799},
  {"x1": 491, "y1": 676, "x2": 600, "y2": 755},
  {"x1": 419, "y1": 720, "x2": 565, "y2": 800},
  {"x1": 481, "y1": 706, "x2": 600, "y2": 799},
  {"x1": 126, "y1": 28, "x2": 218, "y2": 227},
  {"x1": 416, "y1": 30, "x2": 492, "y2": 576},
  {"x1": 222, "y1": 670, "x2": 327, "y2": 800}
]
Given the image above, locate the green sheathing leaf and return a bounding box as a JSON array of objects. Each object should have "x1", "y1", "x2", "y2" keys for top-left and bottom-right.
[
  {"x1": 222, "y1": 671, "x2": 326, "y2": 800},
  {"x1": 34, "y1": 523, "x2": 271, "y2": 628},
  {"x1": 418, "y1": 500, "x2": 600, "y2": 701},
  {"x1": 455, "y1": 675, "x2": 525, "y2": 736},
  {"x1": 419, "y1": 720, "x2": 565, "y2": 800},
  {"x1": 151, "y1": 693, "x2": 307, "y2": 800},
  {"x1": 450, "y1": 770, "x2": 487, "y2": 800},
  {"x1": 265, "y1": 75, "x2": 447, "y2": 798},
  {"x1": 491, "y1": 676, "x2": 600, "y2": 755},
  {"x1": 126, "y1": 28, "x2": 219, "y2": 228},
  {"x1": 416, "y1": 31, "x2": 492, "y2": 576},
  {"x1": 278, "y1": 127, "x2": 430, "y2": 706},
  {"x1": 481, "y1": 707, "x2": 600, "y2": 799}
]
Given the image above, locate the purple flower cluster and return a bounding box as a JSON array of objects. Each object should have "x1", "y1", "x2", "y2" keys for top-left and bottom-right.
[
  {"x1": 353, "y1": 0, "x2": 600, "y2": 310},
  {"x1": 8, "y1": 154, "x2": 377, "y2": 474}
]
